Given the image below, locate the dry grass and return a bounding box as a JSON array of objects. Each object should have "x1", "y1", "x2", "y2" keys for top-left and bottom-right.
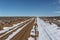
[
  {"x1": 0, "y1": 17, "x2": 32, "y2": 30},
  {"x1": 40, "y1": 16, "x2": 60, "y2": 27}
]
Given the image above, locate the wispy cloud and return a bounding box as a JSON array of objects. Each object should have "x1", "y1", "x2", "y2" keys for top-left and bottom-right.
[
  {"x1": 53, "y1": 0, "x2": 60, "y2": 14},
  {"x1": 54, "y1": 11, "x2": 60, "y2": 13},
  {"x1": 52, "y1": 0, "x2": 60, "y2": 4}
]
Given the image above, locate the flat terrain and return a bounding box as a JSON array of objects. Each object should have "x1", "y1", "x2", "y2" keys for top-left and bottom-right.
[
  {"x1": 40, "y1": 16, "x2": 60, "y2": 27},
  {"x1": 0, "y1": 16, "x2": 60, "y2": 40},
  {"x1": 0, "y1": 17, "x2": 38, "y2": 40},
  {"x1": 37, "y1": 16, "x2": 60, "y2": 40}
]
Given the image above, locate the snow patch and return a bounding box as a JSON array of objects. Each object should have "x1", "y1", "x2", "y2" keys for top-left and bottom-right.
[
  {"x1": 5, "y1": 19, "x2": 33, "y2": 40},
  {"x1": 30, "y1": 28, "x2": 35, "y2": 36},
  {"x1": 0, "y1": 23, "x2": 21, "y2": 34},
  {"x1": 58, "y1": 20, "x2": 60, "y2": 22},
  {"x1": 37, "y1": 17, "x2": 60, "y2": 40},
  {"x1": 28, "y1": 37, "x2": 34, "y2": 40}
]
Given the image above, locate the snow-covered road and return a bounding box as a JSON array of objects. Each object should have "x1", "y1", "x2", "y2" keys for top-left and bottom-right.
[{"x1": 37, "y1": 17, "x2": 60, "y2": 40}]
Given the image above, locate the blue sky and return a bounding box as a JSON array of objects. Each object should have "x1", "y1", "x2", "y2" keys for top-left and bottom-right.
[{"x1": 0, "y1": 0, "x2": 60, "y2": 16}]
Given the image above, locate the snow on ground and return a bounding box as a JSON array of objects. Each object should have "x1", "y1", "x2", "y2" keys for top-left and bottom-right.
[
  {"x1": 28, "y1": 37, "x2": 35, "y2": 40},
  {"x1": 5, "y1": 18, "x2": 34, "y2": 40},
  {"x1": 29, "y1": 25, "x2": 36, "y2": 40},
  {"x1": 53, "y1": 18, "x2": 56, "y2": 20},
  {"x1": 37, "y1": 17, "x2": 60, "y2": 40},
  {"x1": 30, "y1": 26, "x2": 35, "y2": 36},
  {"x1": 0, "y1": 18, "x2": 31, "y2": 34},
  {"x1": 0, "y1": 23, "x2": 23, "y2": 38},
  {"x1": 0, "y1": 23, "x2": 22, "y2": 34},
  {"x1": 58, "y1": 20, "x2": 60, "y2": 22}
]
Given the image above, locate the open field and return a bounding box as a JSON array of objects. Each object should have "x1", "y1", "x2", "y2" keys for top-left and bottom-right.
[
  {"x1": 40, "y1": 16, "x2": 60, "y2": 27},
  {"x1": 0, "y1": 17, "x2": 38, "y2": 40},
  {"x1": 0, "y1": 17, "x2": 32, "y2": 30},
  {"x1": 0, "y1": 16, "x2": 60, "y2": 40}
]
